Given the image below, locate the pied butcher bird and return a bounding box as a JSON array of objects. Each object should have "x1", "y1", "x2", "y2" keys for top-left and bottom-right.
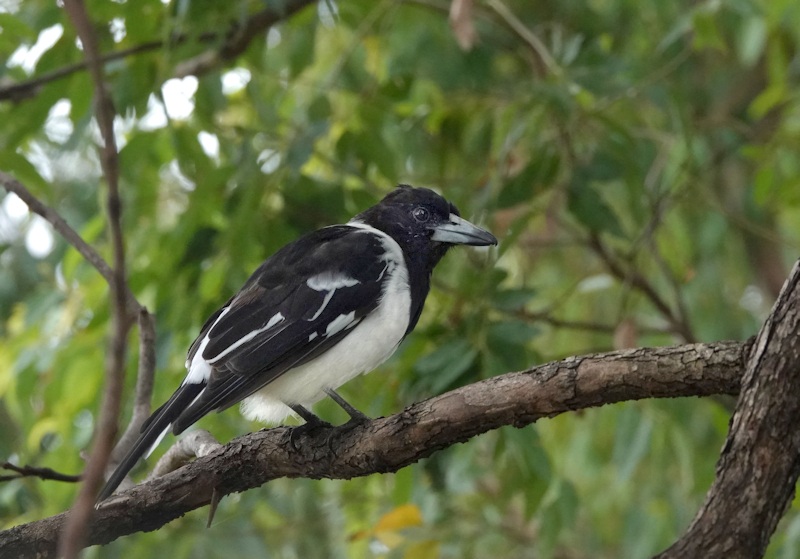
[{"x1": 97, "y1": 184, "x2": 497, "y2": 501}]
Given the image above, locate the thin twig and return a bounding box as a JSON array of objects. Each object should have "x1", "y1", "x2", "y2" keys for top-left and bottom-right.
[
  {"x1": 0, "y1": 171, "x2": 142, "y2": 314},
  {"x1": 588, "y1": 233, "x2": 696, "y2": 343},
  {"x1": 486, "y1": 0, "x2": 561, "y2": 78},
  {"x1": 59, "y1": 1, "x2": 131, "y2": 557},
  {"x1": 0, "y1": 40, "x2": 161, "y2": 102},
  {"x1": 0, "y1": 0, "x2": 315, "y2": 102},
  {"x1": 109, "y1": 309, "x2": 157, "y2": 467},
  {"x1": 164, "y1": 0, "x2": 316, "y2": 78},
  {"x1": 0, "y1": 172, "x2": 111, "y2": 289},
  {"x1": 0, "y1": 462, "x2": 82, "y2": 483}
]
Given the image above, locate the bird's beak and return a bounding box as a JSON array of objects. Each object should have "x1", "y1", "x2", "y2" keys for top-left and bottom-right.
[{"x1": 431, "y1": 214, "x2": 498, "y2": 246}]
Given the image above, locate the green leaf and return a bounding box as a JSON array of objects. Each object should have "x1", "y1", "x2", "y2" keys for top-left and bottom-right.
[
  {"x1": 287, "y1": 20, "x2": 317, "y2": 78},
  {"x1": 498, "y1": 150, "x2": 560, "y2": 209},
  {"x1": 691, "y1": 9, "x2": 727, "y2": 53},
  {"x1": 491, "y1": 288, "x2": 537, "y2": 312},
  {"x1": 414, "y1": 338, "x2": 478, "y2": 394},
  {"x1": 567, "y1": 178, "x2": 624, "y2": 237},
  {"x1": 737, "y1": 16, "x2": 767, "y2": 67}
]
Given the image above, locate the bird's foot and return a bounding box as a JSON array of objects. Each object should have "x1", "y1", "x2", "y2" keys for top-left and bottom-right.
[{"x1": 285, "y1": 404, "x2": 333, "y2": 450}]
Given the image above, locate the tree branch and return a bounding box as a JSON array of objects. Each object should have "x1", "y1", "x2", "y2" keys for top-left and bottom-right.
[
  {"x1": 655, "y1": 260, "x2": 800, "y2": 558},
  {"x1": 588, "y1": 233, "x2": 697, "y2": 342},
  {"x1": 0, "y1": 340, "x2": 746, "y2": 558},
  {"x1": 0, "y1": 0, "x2": 316, "y2": 103},
  {"x1": 176, "y1": 0, "x2": 316, "y2": 77},
  {"x1": 0, "y1": 41, "x2": 161, "y2": 103},
  {"x1": 59, "y1": 1, "x2": 131, "y2": 556},
  {"x1": 0, "y1": 171, "x2": 110, "y2": 273},
  {"x1": 486, "y1": 0, "x2": 560, "y2": 78},
  {"x1": 106, "y1": 308, "x2": 157, "y2": 491},
  {"x1": 147, "y1": 430, "x2": 222, "y2": 481},
  {"x1": 0, "y1": 463, "x2": 81, "y2": 483},
  {"x1": 0, "y1": 171, "x2": 140, "y2": 310}
]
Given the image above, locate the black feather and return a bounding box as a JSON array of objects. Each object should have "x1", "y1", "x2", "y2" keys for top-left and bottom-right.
[{"x1": 97, "y1": 382, "x2": 204, "y2": 502}]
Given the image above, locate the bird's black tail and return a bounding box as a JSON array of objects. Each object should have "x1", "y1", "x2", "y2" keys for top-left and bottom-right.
[{"x1": 96, "y1": 382, "x2": 205, "y2": 502}]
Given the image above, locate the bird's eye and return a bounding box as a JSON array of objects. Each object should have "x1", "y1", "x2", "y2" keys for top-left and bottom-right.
[{"x1": 412, "y1": 207, "x2": 430, "y2": 222}]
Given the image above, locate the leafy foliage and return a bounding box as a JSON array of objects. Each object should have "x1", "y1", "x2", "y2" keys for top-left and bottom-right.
[{"x1": 1, "y1": 0, "x2": 799, "y2": 557}]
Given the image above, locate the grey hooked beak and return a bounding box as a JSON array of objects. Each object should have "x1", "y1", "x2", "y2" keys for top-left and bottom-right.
[{"x1": 431, "y1": 214, "x2": 498, "y2": 246}]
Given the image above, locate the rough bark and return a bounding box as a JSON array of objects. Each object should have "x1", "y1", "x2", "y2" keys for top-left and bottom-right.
[
  {"x1": 656, "y1": 261, "x2": 800, "y2": 558},
  {"x1": 0, "y1": 341, "x2": 745, "y2": 558}
]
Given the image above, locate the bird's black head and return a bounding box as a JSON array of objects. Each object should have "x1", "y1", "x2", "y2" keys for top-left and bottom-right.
[{"x1": 352, "y1": 185, "x2": 497, "y2": 272}]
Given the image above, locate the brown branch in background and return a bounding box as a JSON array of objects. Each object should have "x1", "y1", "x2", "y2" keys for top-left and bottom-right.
[
  {"x1": 146, "y1": 430, "x2": 222, "y2": 482},
  {"x1": 0, "y1": 171, "x2": 142, "y2": 314},
  {"x1": 107, "y1": 309, "x2": 157, "y2": 483},
  {"x1": 0, "y1": 40, "x2": 161, "y2": 103},
  {"x1": 144, "y1": 430, "x2": 224, "y2": 528},
  {"x1": 59, "y1": 1, "x2": 131, "y2": 557},
  {"x1": 0, "y1": 172, "x2": 112, "y2": 292},
  {"x1": 175, "y1": 0, "x2": 317, "y2": 77},
  {"x1": 486, "y1": 0, "x2": 560, "y2": 78},
  {"x1": 0, "y1": 0, "x2": 317, "y2": 103},
  {"x1": 655, "y1": 261, "x2": 800, "y2": 558},
  {"x1": 2, "y1": 1, "x2": 320, "y2": 550},
  {"x1": 0, "y1": 463, "x2": 81, "y2": 483},
  {"x1": 588, "y1": 233, "x2": 697, "y2": 343},
  {"x1": 0, "y1": 171, "x2": 159, "y2": 490},
  {"x1": 0, "y1": 340, "x2": 747, "y2": 558}
]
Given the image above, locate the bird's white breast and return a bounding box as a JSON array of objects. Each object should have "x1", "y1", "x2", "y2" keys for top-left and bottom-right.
[{"x1": 239, "y1": 223, "x2": 411, "y2": 424}]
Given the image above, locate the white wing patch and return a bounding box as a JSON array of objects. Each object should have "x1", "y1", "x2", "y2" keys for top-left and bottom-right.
[
  {"x1": 307, "y1": 272, "x2": 360, "y2": 291},
  {"x1": 306, "y1": 272, "x2": 361, "y2": 321}
]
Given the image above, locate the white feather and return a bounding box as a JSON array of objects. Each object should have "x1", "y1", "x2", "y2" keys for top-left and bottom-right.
[
  {"x1": 307, "y1": 272, "x2": 360, "y2": 291},
  {"x1": 208, "y1": 312, "x2": 285, "y2": 364},
  {"x1": 183, "y1": 306, "x2": 232, "y2": 385},
  {"x1": 325, "y1": 311, "x2": 356, "y2": 336},
  {"x1": 306, "y1": 272, "x2": 360, "y2": 321}
]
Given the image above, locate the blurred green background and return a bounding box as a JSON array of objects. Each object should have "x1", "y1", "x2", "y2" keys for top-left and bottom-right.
[{"x1": 1, "y1": 0, "x2": 799, "y2": 557}]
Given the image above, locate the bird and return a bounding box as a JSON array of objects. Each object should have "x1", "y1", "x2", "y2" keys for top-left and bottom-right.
[{"x1": 97, "y1": 184, "x2": 497, "y2": 501}]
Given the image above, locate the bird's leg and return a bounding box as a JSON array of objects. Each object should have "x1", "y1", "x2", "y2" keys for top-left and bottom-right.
[
  {"x1": 324, "y1": 388, "x2": 370, "y2": 425},
  {"x1": 289, "y1": 403, "x2": 332, "y2": 428}
]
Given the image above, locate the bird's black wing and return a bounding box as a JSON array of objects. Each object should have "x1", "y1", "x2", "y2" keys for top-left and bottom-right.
[{"x1": 177, "y1": 224, "x2": 399, "y2": 431}]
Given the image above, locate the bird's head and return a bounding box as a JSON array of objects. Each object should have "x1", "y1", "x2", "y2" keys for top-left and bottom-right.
[{"x1": 352, "y1": 185, "x2": 497, "y2": 269}]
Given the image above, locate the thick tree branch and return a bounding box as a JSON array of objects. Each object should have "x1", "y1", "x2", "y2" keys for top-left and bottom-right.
[
  {"x1": 0, "y1": 340, "x2": 746, "y2": 558},
  {"x1": 655, "y1": 260, "x2": 800, "y2": 558}
]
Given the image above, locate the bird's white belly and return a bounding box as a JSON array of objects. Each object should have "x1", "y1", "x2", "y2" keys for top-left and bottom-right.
[{"x1": 240, "y1": 272, "x2": 411, "y2": 424}]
